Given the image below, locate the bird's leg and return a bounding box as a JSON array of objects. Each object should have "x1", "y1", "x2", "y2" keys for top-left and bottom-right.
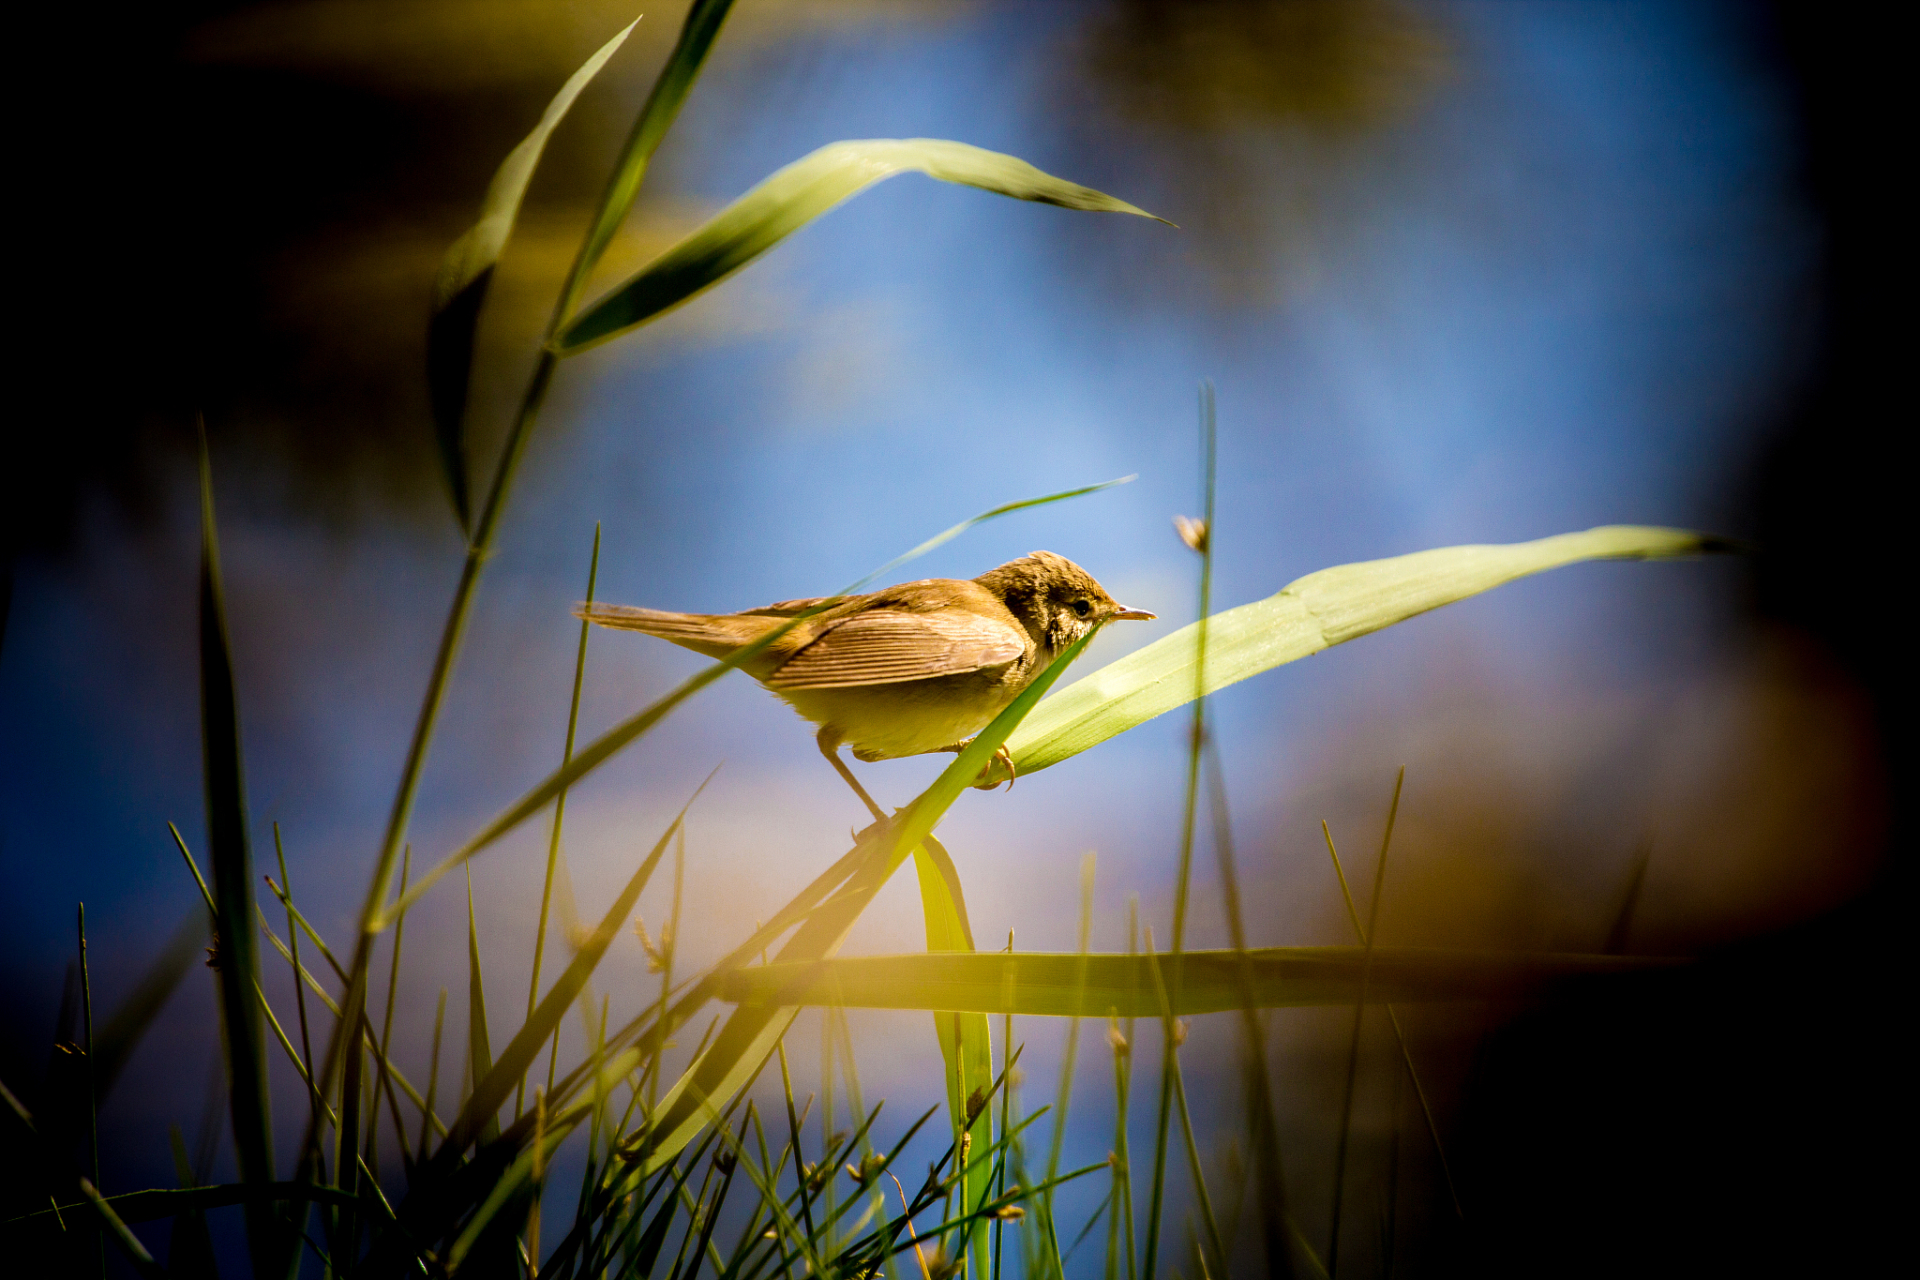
[{"x1": 818, "y1": 726, "x2": 887, "y2": 824}]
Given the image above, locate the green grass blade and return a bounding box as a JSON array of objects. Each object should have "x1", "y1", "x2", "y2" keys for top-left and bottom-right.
[
  {"x1": 717, "y1": 946, "x2": 1678, "y2": 1015},
  {"x1": 554, "y1": 138, "x2": 1167, "y2": 353},
  {"x1": 524, "y1": 524, "x2": 601, "y2": 1120},
  {"x1": 429, "y1": 17, "x2": 639, "y2": 531},
  {"x1": 911, "y1": 836, "x2": 994, "y2": 1271},
  {"x1": 466, "y1": 866, "x2": 499, "y2": 1145},
  {"x1": 194, "y1": 426, "x2": 281, "y2": 1277},
  {"x1": 981, "y1": 526, "x2": 1727, "y2": 785}
]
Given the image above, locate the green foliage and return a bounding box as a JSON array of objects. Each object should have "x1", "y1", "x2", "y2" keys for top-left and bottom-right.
[{"x1": 554, "y1": 139, "x2": 1167, "y2": 353}]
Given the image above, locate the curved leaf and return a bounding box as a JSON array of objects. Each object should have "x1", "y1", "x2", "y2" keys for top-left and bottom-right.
[
  {"x1": 553, "y1": 138, "x2": 1169, "y2": 353},
  {"x1": 428, "y1": 15, "x2": 640, "y2": 529},
  {"x1": 980, "y1": 525, "x2": 1726, "y2": 785}
]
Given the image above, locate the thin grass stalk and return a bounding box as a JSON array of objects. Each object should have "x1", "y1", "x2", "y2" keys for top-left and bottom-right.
[
  {"x1": 524, "y1": 524, "x2": 601, "y2": 1124},
  {"x1": 994, "y1": 931, "x2": 1014, "y2": 1280},
  {"x1": 1141, "y1": 940, "x2": 1227, "y2": 1280},
  {"x1": 1041, "y1": 853, "x2": 1094, "y2": 1280},
  {"x1": 420, "y1": 988, "x2": 448, "y2": 1164},
  {"x1": 1202, "y1": 737, "x2": 1295, "y2": 1279},
  {"x1": 1325, "y1": 769, "x2": 1403, "y2": 1278},
  {"x1": 378, "y1": 847, "x2": 412, "y2": 1154},
  {"x1": 78, "y1": 903, "x2": 103, "y2": 1279},
  {"x1": 274, "y1": 826, "x2": 321, "y2": 1145},
  {"x1": 1146, "y1": 379, "x2": 1217, "y2": 1280},
  {"x1": 1321, "y1": 826, "x2": 1463, "y2": 1223}
]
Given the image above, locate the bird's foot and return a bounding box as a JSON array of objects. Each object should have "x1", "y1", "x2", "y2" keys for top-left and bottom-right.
[{"x1": 974, "y1": 744, "x2": 1017, "y2": 790}]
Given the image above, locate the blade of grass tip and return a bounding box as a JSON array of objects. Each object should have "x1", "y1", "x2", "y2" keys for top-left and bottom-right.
[
  {"x1": 377, "y1": 846, "x2": 411, "y2": 1143},
  {"x1": 648, "y1": 819, "x2": 688, "y2": 1112},
  {"x1": 273, "y1": 826, "x2": 322, "y2": 1166},
  {"x1": 429, "y1": 19, "x2": 640, "y2": 533},
  {"x1": 396, "y1": 477, "x2": 1126, "y2": 920},
  {"x1": 775, "y1": 1039, "x2": 819, "y2": 1247},
  {"x1": 419, "y1": 988, "x2": 448, "y2": 1165},
  {"x1": 1605, "y1": 837, "x2": 1653, "y2": 955},
  {"x1": 79, "y1": 904, "x2": 102, "y2": 1279},
  {"x1": 1204, "y1": 738, "x2": 1294, "y2": 1280},
  {"x1": 1321, "y1": 819, "x2": 1463, "y2": 1224},
  {"x1": 525, "y1": 524, "x2": 601, "y2": 1122},
  {"x1": 195, "y1": 423, "x2": 281, "y2": 1277},
  {"x1": 1326, "y1": 768, "x2": 1402, "y2": 1279},
  {"x1": 467, "y1": 865, "x2": 499, "y2": 1145}
]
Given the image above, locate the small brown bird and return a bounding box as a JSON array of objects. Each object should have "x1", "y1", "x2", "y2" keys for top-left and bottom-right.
[{"x1": 577, "y1": 551, "x2": 1154, "y2": 818}]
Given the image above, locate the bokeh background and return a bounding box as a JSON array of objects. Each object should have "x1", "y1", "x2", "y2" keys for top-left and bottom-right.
[{"x1": 3, "y1": 1, "x2": 1903, "y2": 1274}]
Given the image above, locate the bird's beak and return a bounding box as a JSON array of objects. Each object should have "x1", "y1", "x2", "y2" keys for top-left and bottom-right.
[{"x1": 1112, "y1": 607, "x2": 1156, "y2": 621}]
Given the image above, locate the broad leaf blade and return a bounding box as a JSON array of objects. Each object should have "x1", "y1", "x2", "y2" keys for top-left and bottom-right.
[
  {"x1": 554, "y1": 138, "x2": 1167, "y2": 353},
  {"x1": 718, "y1": 948, "x2": 1679, "y2": 1016},
  {"x1": 428, "y1": 15, "x2": 640, "y2": 530},
  {"x1": 195, "y1": 430, "x2": 280, "y2": 1276},
  {"x1": 985, "y1": 525, "x2": 1723, "y2": 784}
]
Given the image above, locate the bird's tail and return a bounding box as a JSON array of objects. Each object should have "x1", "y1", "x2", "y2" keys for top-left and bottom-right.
[{"x1": 573, "y1": 603, "x2": 778, "y2": 662}]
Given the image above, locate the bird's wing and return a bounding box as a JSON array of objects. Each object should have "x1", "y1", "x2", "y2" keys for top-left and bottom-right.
[
  {"x1": 735, "y1": 596, "x2": 835, "y2": 617},
  {"x1": 765, "y1": 609, "x2": 1026, "y2": 689}
]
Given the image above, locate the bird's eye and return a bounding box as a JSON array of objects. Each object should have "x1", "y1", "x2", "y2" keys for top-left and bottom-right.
[{"x1": 1070, "y1": 599, "x2": 1091, "y2": 618}]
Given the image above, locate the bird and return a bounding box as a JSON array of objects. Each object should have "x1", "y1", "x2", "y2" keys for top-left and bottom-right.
[{"x1": 576, "y1": 551, "x2": 1155, "y2": 819}]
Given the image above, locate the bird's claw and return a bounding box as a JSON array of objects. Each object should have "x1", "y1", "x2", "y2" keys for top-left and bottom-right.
[{"x1": 975, "y1": 744, "x2": 1017, "y2": 790}]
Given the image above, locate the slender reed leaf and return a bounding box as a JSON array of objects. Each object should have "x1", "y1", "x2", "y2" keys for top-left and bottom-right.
[
  {"x1": 524, "y1": 524, "x2": 601, "y2": 1120},
  {"x1": 466, "y1": 866, "x2": 499, "y2": 1145},
  {"x1": 1326, "y1": 772, "x2": 1402, "y2": 1279},
  {"x1": 429, "y1": 17, "x2": 640, "y2": 529},
  {"x1": 555, "y1": 139, "x2": 1166, "y2": 352},
  {"x1": 981, "y1": 526, "x2": 1727, "y2": 785},
  {"x1": 912, "y1": 835, "x2": 995, "y2": 1272},
  {"x1": 194, "y1": 427, "x2": 280, "y2": 1277}
]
